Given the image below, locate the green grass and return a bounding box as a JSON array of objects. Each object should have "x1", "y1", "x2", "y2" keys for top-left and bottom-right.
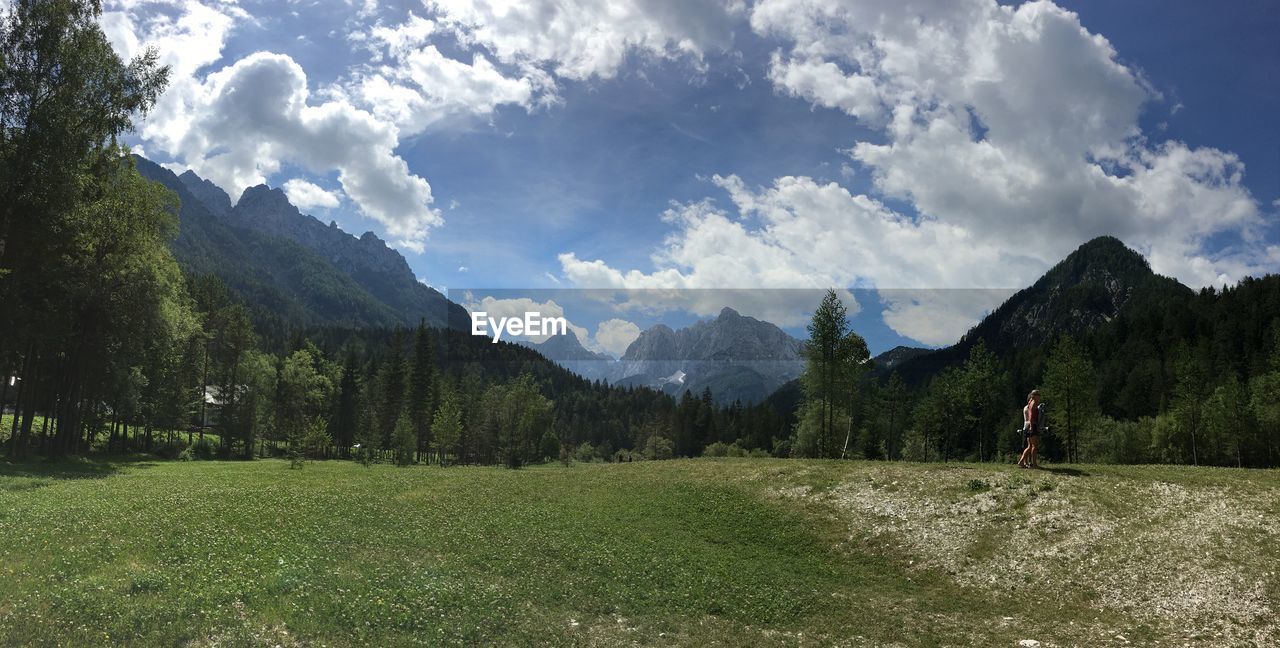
[{"x1": 0, "y1": 458, "x2": 1275, "y2": 646}]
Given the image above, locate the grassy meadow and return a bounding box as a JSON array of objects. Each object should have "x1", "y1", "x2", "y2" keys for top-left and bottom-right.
[{"x1": 0, "y1": 458, "x2": 1276, "y2": 647}]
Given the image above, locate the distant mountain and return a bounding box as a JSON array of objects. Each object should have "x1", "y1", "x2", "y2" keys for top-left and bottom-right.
[
  {"x1": 890, "y1": 236, "x2": 1192, "y2": 383},
  {"x1": 522, "y1": 331, "x2": 615, "y2": 382},
  {"x1": 134, "y1": 156, "x2": 466, "y2": 336},
  {"x1": 615, "y1": 307, "x2": 805, "y2": 404}
]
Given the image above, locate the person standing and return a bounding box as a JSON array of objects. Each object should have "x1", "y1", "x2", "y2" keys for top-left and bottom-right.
[{"x1": 1018, "y1": 390, "x2": 1043, "y2": 469}]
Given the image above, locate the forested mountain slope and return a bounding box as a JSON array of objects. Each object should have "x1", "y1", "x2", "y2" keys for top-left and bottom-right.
[
  {"x1": 891, "y1": 236, "x2": 1193, "y2": 385},
  {"x1": 134, "y1": 156, "x2": 465, "y2": 340}
]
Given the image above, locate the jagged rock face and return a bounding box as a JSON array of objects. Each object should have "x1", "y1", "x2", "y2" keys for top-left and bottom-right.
[
  {"x1": 520, "y1": 307, "x2": 804, "y2": 403},
  {"x1": 135, "y1": 156, "x2": 466, "y2": 330},
  {"x1": 533, "y1": 330, "x2": 612, "y2": 363},
  {"x1": 617, "y1": 308, "x2": 804, "y2": 404},
  {"x1": 523, "y1": 330, "x2": 615, "y2": 382},
  {"x1": 178, "y1": 170, "x2": 232, "y2": 217},
  {"x1": 231, "y1": 185, "x2": 416, "y2": 283}
]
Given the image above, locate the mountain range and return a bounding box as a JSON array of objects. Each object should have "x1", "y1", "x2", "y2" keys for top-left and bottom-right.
[
  {"x1": 525, "y1": 307, "x2": 805, "y2": 404},
  {"x1": 133, "y1": 158, "x2": 1199, "y2": 408},
  {"x1": 886, "y1": 235, "x2": 1192, "y2": 383},
  {"x1": 134, "y1": 156, "x2": 466, "y2": 338}
]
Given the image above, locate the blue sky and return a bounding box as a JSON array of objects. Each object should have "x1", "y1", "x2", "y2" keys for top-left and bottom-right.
[{"x1": 104, "y1": 0, "x2": 1279, "y2": 355}]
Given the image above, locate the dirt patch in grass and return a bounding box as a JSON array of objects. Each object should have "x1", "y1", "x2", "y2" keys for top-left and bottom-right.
[{"x1": 773, "y1": 462, "x2": 1280, "y2": 647}]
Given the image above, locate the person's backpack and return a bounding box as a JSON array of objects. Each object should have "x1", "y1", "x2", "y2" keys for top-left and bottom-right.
[{"x1": 1034, "y1": 402, "x2": 1049, "y2": 435}]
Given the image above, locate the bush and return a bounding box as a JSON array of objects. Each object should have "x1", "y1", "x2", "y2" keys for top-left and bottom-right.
[
  {"x1": 540, "y1": 432, "x2": 561, "y2": 463},
  {"x1": 771, "y1": 437, "x2": 792, "y2": 458},
  {"x1": 703, "y1": 442, "x2": 729, "y2": 457},
  {"x1": 749, "y1": 448, "x2": 771, "y2": 458},
  {"x1": 643, "y1": 436, "x2": 674, "y2": 460},
  {"x1": 353, "y1": 443, "x2": 374, "y2": 467},
  {"x1": 151, "y1": 440, "x2": 187, "y2": 460},
  {"x1": 574, "y1": 442, "x2": 597, "y2": 463},
  {"x1": 192, "y1": 439, "x2": 216, "y2": 460}
]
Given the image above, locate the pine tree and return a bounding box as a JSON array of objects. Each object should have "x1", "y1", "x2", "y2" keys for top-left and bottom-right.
[
  {"x1": 1043, "y1": 335, "x2": 1097, "y2": 463},
  {"x1": 330, "y1": 357, "x2": 361, "y2": 457},
  {"x1": 377, "y1": 331, "x2": 407, "y2": 450},
  {"x1": 392, "y1": 410, "x2": 416, "y2": 466},
  {"x1": 800, "y1": 289, "x2": 870, "y2": 457},
  {"x1": 407, "y1": 321, "x2": 435, "y2": 463},
  {"x1": 431, "y1": 387, "x2": 463, "y2": 466}
]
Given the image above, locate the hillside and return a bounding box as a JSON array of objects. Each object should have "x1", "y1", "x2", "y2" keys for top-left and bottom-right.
[
  {"x1": 889, "y1": 236, "x2": 1192, "y2": 384},
  {"x1": 0, "y1": 458, "x2": 1273, "y2": 646},
  {"x1": 133, "y1": 156, "x2": 465, "y2": 337}
]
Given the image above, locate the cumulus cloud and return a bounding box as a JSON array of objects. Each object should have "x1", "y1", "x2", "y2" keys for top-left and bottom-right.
[
  {"x1": 282, "y1": 178, "x2": 341, "y2": 210},
  {"x1": 183, "y1": 52, "x2": 442, "y2": 251},
  {"x1": 555, "y1": 188, "x2": 860, "y2": 328},
  {"x1": 752, "y1": 0, "x2": 1265, "y2": 286},
  {"x1": 594, "y1": 319, "x2": 642, "y2": 357},
  {"x1": 560, "y1": 0, "x2": 1271, "y2": 345},
  {"x1": 879, "y1": 290, "x2": 1012, "y2": 347},
  {"x1": 352, "y1": 12, "x2": 553, "y2": 136},
  {"x1": 460, "y1": 295, "x2": 641, "y2": 357},
  {"x1": 426, "y1": 0, "x2": 742, "y2": 80},
  {"x1": 462, "y1": 295, "x2": 591, "y2": 345},
  {"x1": 105, "y1": 1, "x2": 442, "y2": 252}
]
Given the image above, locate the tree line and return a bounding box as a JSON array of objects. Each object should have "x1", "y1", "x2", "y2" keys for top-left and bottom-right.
[
  {"x1": 3, "y1": 1, "x2": 1275, "y2": 469},
  {"x1": 787, "y1": 287, "x2": 1280, "y2": 468}
]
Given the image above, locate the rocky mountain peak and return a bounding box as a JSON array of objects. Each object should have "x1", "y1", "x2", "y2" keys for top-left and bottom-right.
[
  {"x1": 236, "y1": 184, "x2": 297, "y2": 218},
  {"x1": 143, "y1": 158, "x2": 465, "y2": 330},
  {"x1": 615, "y1": 308, "x2": 805, "y2": 404},
  {"x1": 891, "y1": 236, "x2": 1191, "y2": 383},
  {"x1": 177, "y1": 169, "x2": 232, "y2": 217}
]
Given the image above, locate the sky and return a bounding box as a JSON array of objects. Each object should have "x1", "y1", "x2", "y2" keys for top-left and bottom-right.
[{"x1": 99, "y1": 0, "x2": 1280, "y2": 356}]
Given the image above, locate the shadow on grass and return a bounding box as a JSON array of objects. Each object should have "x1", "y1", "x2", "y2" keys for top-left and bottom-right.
[
  {"x1": 1041, "y1": 466, "x2": 1090, "y2": 477},
  {"x1": 0, "y1": 454, "x2": 157, "y2": 481}
]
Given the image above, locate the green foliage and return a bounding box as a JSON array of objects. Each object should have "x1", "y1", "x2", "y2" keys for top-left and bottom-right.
[
  {"x1": 0, "y1": 0, "x2": 172, "y2": 458},
  {"x1": 1043, "y1": 335, "x2": 1098, "y2": 463},
  {"x1": 392, "y1": 410, "x2": 416, "y2": 467},
  {"x1": 406, "y1": 322, "x2": 435, "y2": 459},
  {"x1": 574, "y1": 442, "x2": 597, "y2": 463},
  {"x1": 430, "y1": 387, "x2": 464, "y2": 466},
  {"x1": 275, "y1": 348, "x2": 332, "y2": 454},
  {"x1": 643, "y1": 436, "x2": 674, "y2": 460},
  {"x1": 799, "y1": 289, "x2": 871, "y2": 458}
]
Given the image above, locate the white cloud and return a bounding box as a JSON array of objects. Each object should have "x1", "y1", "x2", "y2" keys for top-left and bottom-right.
[
  {"x1": 106, "y1": 2, "x2": 442, "y2": 252},
  {"x1": 594, "y1": 319, "x2": 642, "y2": 357},
  {"x1": 463, "y1": 296, "x2": 590, "y2": 345},
  {"x1": 460, "y1": 296, "x2": 641, "y2": 357},
  {"x1": 879, "y1": 290, "x2": 1011, "y2": 347},
  {"x1": 752, "y1": 0, "x2": 1266, "y2": 287},
  {"x1": 352, "y1": 12, "x2": 552, "y2": 136},
  {"x1": 560, "y1": 0, "x2": 1270, "y2": 346},
  {"x1": 426, "y1": 0, "x2": 741, "y2": 81},
  {"x1": 281, "y1": 178, "x2": 341, "y2": 210},
  {"x1": 559, "y1": 174, "x2": 1005, "y2": 337}
]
